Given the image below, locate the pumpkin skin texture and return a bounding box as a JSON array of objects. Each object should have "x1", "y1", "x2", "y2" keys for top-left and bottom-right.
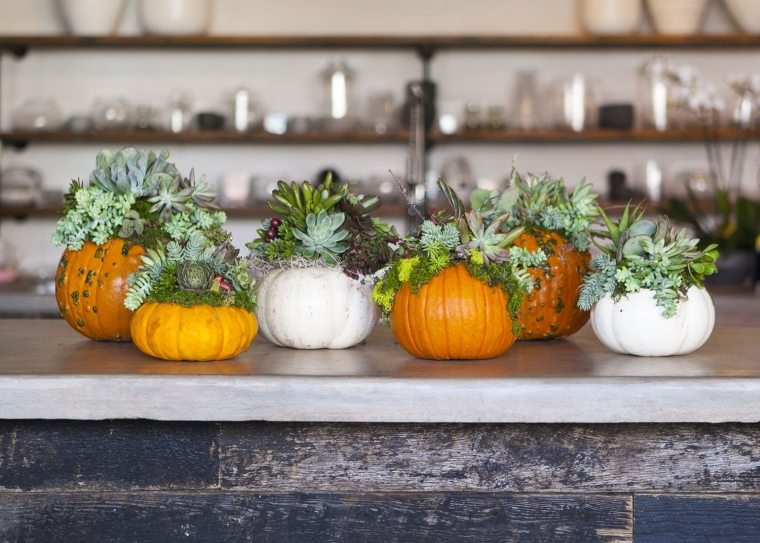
[
  {"x1": 390, "y1": 263, "x2": 516, "y2": 360},
  {"x1": 514, "y1": 229, "x2": 590, "y2": 340},
  {"x1": 255, "y1": 268, "x2": 379, "y2": 349},
  {"x1": 55, "y1": 239, "x2": 144, "y2": 341},
  {"x1": 590, "y1": 286, "x2": 715, "y2": 356},
  {"x1": 130, "y1": 302, "x2": 258, "y2": 361}
]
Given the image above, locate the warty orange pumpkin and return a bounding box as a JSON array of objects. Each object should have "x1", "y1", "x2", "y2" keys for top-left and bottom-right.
[
  {"x1": 130, "y1": 302, "x2": 258, "y2": 361},
  {"x1": 55, "y1": 238, "x2": 144, "y2": 341},
  {"x1": 390, "y1": 263, "x2": 516, "y2": 360},
  {"x1": 514, "y1": 229, "x2": 590, "y2": 340}
]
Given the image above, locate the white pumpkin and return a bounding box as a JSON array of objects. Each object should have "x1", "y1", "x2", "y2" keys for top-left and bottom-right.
[
  {"x1": 255, "y1": 267, "x2": 379, "y2": 349},
  {"x1": 590, "y1": 286, "x2": 715, "y2": 357}
]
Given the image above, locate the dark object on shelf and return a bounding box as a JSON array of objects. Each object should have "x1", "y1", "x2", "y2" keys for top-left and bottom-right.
[
  {"x1": 401, "y1": 80, "x2": 437, "y2": 131},
  {"x1": 196, "y1": 112, "x2": 226, "y2": 131},
  {"x1": 315, "y1": 168, "x2": 343, "y2": 185},
  {"x1": 599, "y1": 104, "x2": 635, "y2": 130},
  {"x1": 607, "y1": 170, "x2": 630, "y2": 201}
]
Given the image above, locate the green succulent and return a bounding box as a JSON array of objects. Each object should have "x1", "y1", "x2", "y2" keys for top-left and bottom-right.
[
  {"x1": 148, "y1": 175, "x2": 193, "y2": 219},
  {"x1": 579, "y1": 203, "x2": 720, "y2": 318},
  {"x1": 125, "y1": 234, "x2": 256, "y2": 313},
  {"x1": 118, "y1": 210, "x2": 146, "y2": 238},
  {"x1": 292, "y1": 210, "x2": 350, "y2": 265},
  {"x1": 89, "y1": 148, "x2": 180, "y2": 197},
  {"x1": 181, "y1": 168, "x2": 218, "y2": 209},
  {"x1": 176, "y1": 261, "x2": 214, "y2": 291},
  {"x1": 461, "y1": 211, "x2": 524, "y2": 264},
  {"x1": 54, "y1": 147, "x2": 224, "y2": 252},
  {"x1": 508, "y1": 169, "x2": 599, "y2": 251}
]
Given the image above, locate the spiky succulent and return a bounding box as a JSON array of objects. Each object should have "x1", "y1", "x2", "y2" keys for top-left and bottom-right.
[
  {"x1": 371, "y1": 178, "x2": 546, "y2": 326},
  {"x1": 53, "y1": 147, "x2": 226, "y2": 252},
  {"x1": 248, "y1": 173, "x2": 398, "y2": 276},
  {"x1": 124, "y1": 232, "x2": 255, "y2": 313},
  {"x1": 578, "y1": 203, "x2": 719, "y2": 318},
  {"x1": 292, "y1": 210, "x2": 350, "y2": 265},
  {"x1": 507, "y1": 168, "x2": 599, "y2": 251}
]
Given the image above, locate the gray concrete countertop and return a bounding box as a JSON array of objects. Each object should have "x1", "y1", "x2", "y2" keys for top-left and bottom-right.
[{"x1": 0, "y1": 310, "x2": 758, "y2": 423}]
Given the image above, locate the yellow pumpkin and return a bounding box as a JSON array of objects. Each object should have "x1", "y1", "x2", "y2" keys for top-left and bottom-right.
[
  {"x1": 130, "y1": 302, "x2": 258, "y2": 361},
  {"x1": 514, "y1": 229, "x2": 590, "y2": 340},
  {"x1": 55, "y1": 239, "x2": 144, "y2": 341},
  {"x1": 390, "y1": 263, "x2": 516, "y2": 360}
]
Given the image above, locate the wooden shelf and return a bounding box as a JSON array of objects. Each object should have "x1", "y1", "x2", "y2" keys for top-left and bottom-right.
[
  {"x1": 0, "y1": 130, "x2": 409, "y2": 149},
  {"x1": 3, "y1": 34, "x2": 760, "y2": 57},
  {"x1": 430, "y1": 127, "x2": 760, "y2": 143},
  {"x1": 0, "y1": 202, "x2": 409, "y2": 220},
  {"x1": 3, "y1": 128, "x2": 757, "y2": 148}
]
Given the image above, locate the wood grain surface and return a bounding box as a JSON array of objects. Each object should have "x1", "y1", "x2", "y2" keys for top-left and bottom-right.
[
  {"x1": 634, "y1": 495, "x2": 760, "y2": 543},
  {"x1": 221, "y1": 422, "x2": 760, "y2": 493},
  {"x1": 0, "y1": 491, "x2": 632, "y2": 543},
  {"x1": 0, "y1": 421, "x2": 219, "y2": 491}
]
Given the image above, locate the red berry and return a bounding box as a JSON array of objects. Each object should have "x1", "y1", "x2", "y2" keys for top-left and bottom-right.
[{"x1": 270, "y1": 218, "x2": 282, "y2": 227}]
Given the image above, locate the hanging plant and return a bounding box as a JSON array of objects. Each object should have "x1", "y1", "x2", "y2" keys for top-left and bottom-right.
[{"x1": 372, "y1": 179, "x2": 546, "y2": 360}]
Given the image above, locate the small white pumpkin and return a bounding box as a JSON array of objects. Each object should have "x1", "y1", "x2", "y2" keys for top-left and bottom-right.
[
  {"x1": 255, "y1": 267, "x2": 379, "y2": 349},
  {"x1": 590, "y1": 286, "x2": 715, "y2": 357}
]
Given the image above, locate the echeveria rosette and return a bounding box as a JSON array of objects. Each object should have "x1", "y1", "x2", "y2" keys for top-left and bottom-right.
[
  {"x1": 53, "y1": 147, "x2": 226, "y2": 252},
  {"x1": 124, "y1": 232, "x2": 256, "y2": 313},
  {"x1": 371, "y1": 178, "x2": 547, "y2": 330},
  {"x1": 578, "y1": 204, "x2": 719, "y2": 318},
  {"x1": 247, "y1": 173, "x2": 398, "y2": 277}
]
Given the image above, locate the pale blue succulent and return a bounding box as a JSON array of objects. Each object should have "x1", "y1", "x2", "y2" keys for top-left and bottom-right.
[
  {"x1": 292, "y1": 210, "x2": 350, "y2": 265},
  {"x1": 89, "y1": 148, "x2": 180, "y2": 197}
]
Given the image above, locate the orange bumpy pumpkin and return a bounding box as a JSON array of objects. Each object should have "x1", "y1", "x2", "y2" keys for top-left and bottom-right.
[
  {"x1": 514, "y1": 229, "x2": 590, "y2": 340},
  {"x1": 55, "y1": 239, "x2": 144, "y2": 341},
  {"x1": 130, "y1": 302, "x2": 258, "y2": 361},
  {"x1": 390, "y1": 263, "x2": 516, "y2": 360}
]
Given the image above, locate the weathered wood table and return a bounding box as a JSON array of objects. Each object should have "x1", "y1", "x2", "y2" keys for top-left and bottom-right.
[{"x1": 0, "y1": 294, "x2": 758, "y2": 542}]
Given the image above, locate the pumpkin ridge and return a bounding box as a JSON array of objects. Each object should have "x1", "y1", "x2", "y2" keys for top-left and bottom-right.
[
  {"x1": 441, "y1": 267, "x2": 452, "y2": 359},
  {"x1": 476, "y1": 275, "x2": 490, "y2": 357},
  {"x1": 419, "y1": 280, "x2": 438, "y2": 359}
]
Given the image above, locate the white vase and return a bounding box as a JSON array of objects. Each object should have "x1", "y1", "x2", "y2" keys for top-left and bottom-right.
[
  {"x1": 255, "y1": 268, "x2": 379, "y2": 350},
  {"x1": 724, "y1": 0, "x2": 760, "y2": 33},
  {"x1": 581, "y1": 0, "x2": 643, "y2": 35},
  {"x1": 590, "y1": 286, "x2": 715, "y2": 356},
  {"x1": 57, "y1": 0, "x2": 125, "y2": 36},
  {"x1": 646, "y1": 0, "x2": 709, "y2": 35},
  {"x1": 138, "y1": 0, "x2": 212, "y2": 35}
]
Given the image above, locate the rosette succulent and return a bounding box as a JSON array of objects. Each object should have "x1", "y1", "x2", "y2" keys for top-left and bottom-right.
[
  {"x1": 292, "y1": 210, "x2": 350, "y2": 265},
  {"x1": 176, "y1": 261, "x2": 214, "y2": 291}
]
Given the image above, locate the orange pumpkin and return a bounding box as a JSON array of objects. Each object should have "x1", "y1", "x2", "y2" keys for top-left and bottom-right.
[
  {"x1": 130, "y1": 302, "x2": 258, "y2": 361},
  {"x1": 55, "y1": 239, "x2": 144, "y2": 341},
  {"x1": 390, "y1": 263, "x2": 516, "y2": 360},
  {"x1": 514, "y1": 229, "x2": 590, "y2": 340}
]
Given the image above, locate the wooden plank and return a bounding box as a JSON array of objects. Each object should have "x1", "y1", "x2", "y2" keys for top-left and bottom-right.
[
  {"x1": 634, "y1": 494, "x2": 760, "y2": 543},
  {"x1": 221, "y1": 422, "x2": 760, "y2": 492},
  {"x1": 0, "y1": 421, "x2": 220, "y2": 491},
  {"x1": 0, "y1": 491, "x2": 631, "y2": 543},
  {"x1": 3, "y1": 34, "x2": 760, "y2": 51}
]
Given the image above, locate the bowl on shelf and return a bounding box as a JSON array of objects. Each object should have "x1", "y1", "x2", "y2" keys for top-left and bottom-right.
[
  {"x1": 646, "y1": 0, "x2": 709, "y2": 35},
  {"x1": 138, "y1": 0, "x2": 212, "y2": 35},
  {"x1": 723, "y1": 0, "x2": 760, "y2": 33},
  {"x1": 580, "y1": 0, "x2": 643, "y2": 35},
  {"x1": 56, "y1": 0, "x2": 126, "y2": 36}
]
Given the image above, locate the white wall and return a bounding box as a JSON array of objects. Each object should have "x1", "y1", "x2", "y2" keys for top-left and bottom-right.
[{"x1": 1, "y1": 0, "x2": 758, "y2": 275}]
